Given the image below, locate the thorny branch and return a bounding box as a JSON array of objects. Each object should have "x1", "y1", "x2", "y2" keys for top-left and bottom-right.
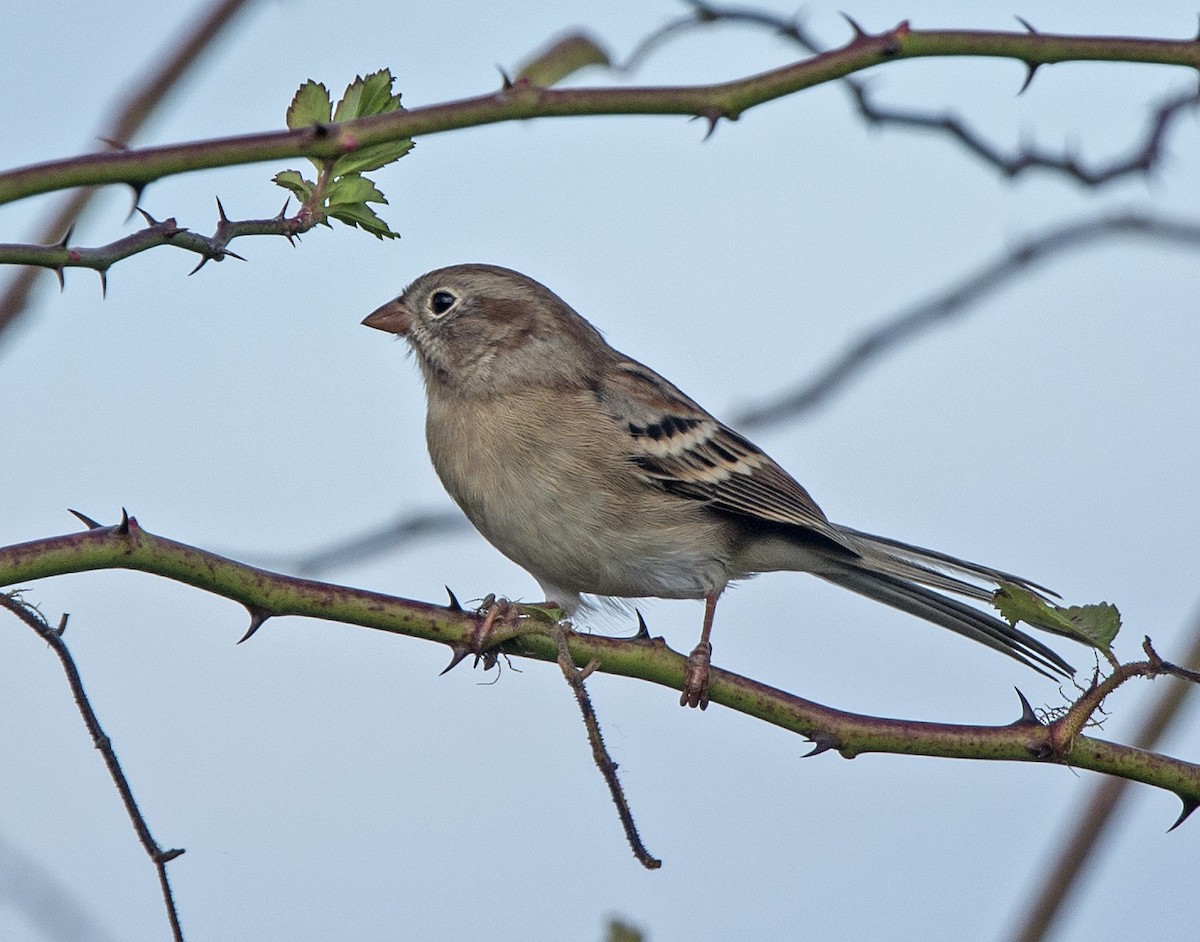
[
  {"x1": 0, "y1": 0, "x2": 256, "y2": 341},
  {"x1": 3, "y1": 513, "x2": 1200, "y2": 842},
  {"x1": 0, "y1": 199, "x2": 310, "y2": 293},
  {"x1": 625, "y1": 2, "x2": 1200, "y2": 185},
  {"x1": 0, "y1": 591, "x2": 186, "y2": 942},
  {"x1": 3, "y1": 22, "x2": 1200, "y2": 207}
]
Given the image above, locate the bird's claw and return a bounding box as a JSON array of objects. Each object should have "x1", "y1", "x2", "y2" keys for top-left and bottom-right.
[{"x1": 680, "y1": 641, "x2": 713, "y2": 709}]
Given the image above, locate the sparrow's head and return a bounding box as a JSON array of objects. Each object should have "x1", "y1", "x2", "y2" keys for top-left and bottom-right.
[{"x1": 363, "y1": 264, "x2": 610, "y2": 396}]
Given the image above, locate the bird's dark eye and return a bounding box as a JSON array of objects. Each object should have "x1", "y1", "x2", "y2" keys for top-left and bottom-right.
[{"x1": 429, "y1": 290, "x2": 457, "y2": 317}]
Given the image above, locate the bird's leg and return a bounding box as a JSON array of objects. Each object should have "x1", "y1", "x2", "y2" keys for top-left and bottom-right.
[{"x1": 681, "y1": 591, "x2": 720, "y2": 710}]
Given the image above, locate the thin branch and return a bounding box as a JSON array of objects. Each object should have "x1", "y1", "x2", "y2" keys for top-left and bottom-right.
[
  {"x1": 0, "y1": 593, "x2": 185, "y2": 941},
  {"x1": 3, "y1": 514, "x2": 1199, "y2": 818},
  {"x1": 732, "y1": 212, "x2": 1200, "y2": 429},
  {"x1": 626, "y1": 3, "x2": 1200, "y2": 185},
  {"x1": 1012, "y1": 609, "x2": 1200, "y2": 942},
  {"x1": 0, "y1": 201, "x2": 311, "y2": 283},
  {"x1": 553, "y1": 625, "x2": 661, "y2": 869},
  {"x1": 0, "y1": 0, "x2": 256, "y2": 341},
  {"x1": 3, "y1": 25, "x2": 1199, "y2": 206}
]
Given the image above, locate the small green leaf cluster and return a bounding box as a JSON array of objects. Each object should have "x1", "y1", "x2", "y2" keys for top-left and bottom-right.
[
  {"x1": 273, "y1": 70, "x2": 412, "y2": 239},
  {"x1": 993, "y1": 582, "x2": 1122, "y2": 658}
]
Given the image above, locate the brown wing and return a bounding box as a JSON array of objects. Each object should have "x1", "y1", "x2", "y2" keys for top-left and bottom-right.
[{"x1": 596, "y1": 358, "x2": 858, "y2": 552}]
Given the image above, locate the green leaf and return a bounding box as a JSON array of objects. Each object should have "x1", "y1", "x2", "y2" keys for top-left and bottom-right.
[
  {"x1": 272, "y1": 170, "x2": 315, "y2": 202},
  {"x1": 331, "y1": 138, "x2": 414, "y2": 177},
  {"x1": 516, "y1": 33, "x2": 610, "y2": 87},
  {"x1": 326, "y1": 174, "x2": 387, "y2": 207},
  {"x1": 328, "y1": 202, "x2": 399, "y2": 240},
  {"x1": 993, "y1": 582, "x2": 1122, "y2": 654},
  {"x1": 286, "y1": 80, "x2": 333, "y2": 129},
  {"x1": 333, "y1": 68, "x2": 403, "y2": 122}
]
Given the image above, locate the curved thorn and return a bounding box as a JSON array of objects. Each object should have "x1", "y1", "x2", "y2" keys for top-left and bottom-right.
[
  {"x1": 445, "y1": 586, "x2": 463, "y2": 612},
  {"x1": 840, "y1": 12, "x2": 869, "y2": 39},
  {"x1": 116, "y1": 508, "x2": 130, "y2": 535},
  {"x1": 700, "y1": 109, "x2": 721, "y2": 141},
  {"x1": 803, "y1": 734, "x2": 839, "y2": 758},
  {"x1": 136, "y1": 206, "x2": 158, "y2": 226},
  {"x1": 67, "y1": 508, "x2": 104, "y2": 530},
  {"x1": 125, "y1": 184, "x2": 146, "y2": 221},
  {"x1": 215, "y1": 195, "x2": 228, "y2": 221},
  {"x1": 53, "y1": 267, "x2": 65, "y2": 291},
  {"x1": 634, "y1": 608, "x2": 651, "y2": 639},
  {"x1": 237, "y1": 608, "x2": 270, "y2": 643},
  {"x1": 1168, "y1": 797, "x2": 1199, "y2": 832},
  {"x1": 98, "y1": 136, "x2": 128, "y2": 150},
  {"x1": 1018, "y1": 62, "x2": 1040, "y2": 95},
  {"x1": 1012, "y1": 687, "x2": 1043, "y2": 726},
  {"x1": 497, "y1": 65, "x2": 514, "y2": 89},
  {"x1": 277, "y1": 197, "x2": 291, "y2": 219},
  {"x1": 1014, "y1": 15, "x2": 1038, "y2": 34},
  {"x1": 188, "y1": 256, "x2": 211, "y2": 276},
  {"x1": 156, "y1": 848, "x2": 186, "y2": 864},
  {"x1": 57, "y1": 225, "x2": 75, "y2": 249},
  {"x1": 98, "y1": 269, "x2": 108, "y2": 299},
  {"x1": 223, "y1": 249, "x2": 247, "y2": 263},
  {"x1": 440, "y1": 644, "x2": 471, "y2": 675}
]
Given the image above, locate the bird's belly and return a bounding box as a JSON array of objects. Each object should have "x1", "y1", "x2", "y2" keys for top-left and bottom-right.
[{"x1": 427, "y1": 398, "x2": 733, "y2": 601}]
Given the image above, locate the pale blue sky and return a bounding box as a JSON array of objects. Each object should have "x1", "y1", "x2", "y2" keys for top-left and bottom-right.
[{"x1": 2, "y1": 2, "x2": 1198, "y2": 940}]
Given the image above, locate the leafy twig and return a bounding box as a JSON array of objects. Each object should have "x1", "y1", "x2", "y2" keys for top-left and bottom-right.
[{"x1": 0, "y1": 592, "x2": 185, "y2": 942}]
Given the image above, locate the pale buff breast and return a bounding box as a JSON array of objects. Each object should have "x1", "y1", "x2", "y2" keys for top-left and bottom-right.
[{"x1": 424, "y1": 384, "x2": 736, "y2": 603}]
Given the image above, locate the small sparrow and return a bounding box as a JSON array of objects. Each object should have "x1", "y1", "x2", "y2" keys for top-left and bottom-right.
[{"x1": 363, "y1": 264, "x2": 1072, "y2": 708}]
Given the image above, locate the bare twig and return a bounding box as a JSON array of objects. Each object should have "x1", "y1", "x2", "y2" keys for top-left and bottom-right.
[
  {"x1": 1012, "y1": 610, "x2": 1200, "y2": 942},
  {"x1": 626, "y1": 3, "x2": 1200, "y2": 185},
  {"x1": 0, "y1": 593, "x2": 185, "y2": 942},
  {"x1": 0, "y1": 0, "x2": 256, "y2": 342},
  {"x1": 733, "y1": 212, "x2": 1200, "y2": 429},
  {"x1": 553, "y1": 625, "x2": 661, "y2": 869}
]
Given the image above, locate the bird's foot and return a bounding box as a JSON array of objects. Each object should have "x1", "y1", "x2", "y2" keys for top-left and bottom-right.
[{"x1": 680, "y1": 641, "x2": 713, "y2": 710}]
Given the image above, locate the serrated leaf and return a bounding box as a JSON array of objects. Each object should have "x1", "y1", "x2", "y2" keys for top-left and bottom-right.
[
  {"x1": 331, "y1": 138, "x2": 414, "y2": 177},
  {"x1": 286, "y1": 80, "x2": 333, "y2": 129},
  {"x1": 333, "y1": 68, "x2": 403, "y2": 122},
  {"x1": 272, "y1": 170, "x2": 315, "y2": 202},
  {"x1": 993, "y1": 583, "x2": 1121, "y2": 654},
  {"x1": 328, "y1": 202, "x2": 399, "y2": 239},
  {"x1": 326, "y1": 174, "x2": 386, "y2": 207}
]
